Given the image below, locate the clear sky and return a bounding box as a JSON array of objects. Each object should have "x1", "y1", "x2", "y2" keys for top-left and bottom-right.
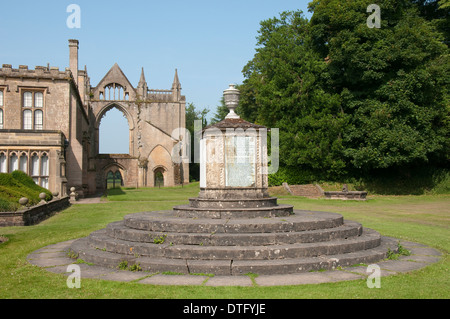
[{"x1": 0, "y1": 0, "x2": 312, "y2": 153}]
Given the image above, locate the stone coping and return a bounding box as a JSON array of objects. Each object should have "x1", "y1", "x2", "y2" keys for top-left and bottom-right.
[
  {"x1": 27, "y1": 238, "x2": 442, "y2": 287},
  {"x1": 0, "y1": 196, "x2": 71, "y2": 227}
]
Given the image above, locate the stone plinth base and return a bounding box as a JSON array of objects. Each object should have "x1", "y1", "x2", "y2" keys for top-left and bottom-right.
[
  {"x1": 68, "y1": 193, "x2": 393, "y2": 275},
  {"x1": 198, "y1": 188, "x2": 269, "y2": 200},
  {"x1": 324, "y1": 191, "x2": 368, "y2": 201}
]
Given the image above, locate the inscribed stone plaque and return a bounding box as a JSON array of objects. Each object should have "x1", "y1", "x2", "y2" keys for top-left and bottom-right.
[{"x1": 225, "y1": 136, "x2": 255, "y2": 187}]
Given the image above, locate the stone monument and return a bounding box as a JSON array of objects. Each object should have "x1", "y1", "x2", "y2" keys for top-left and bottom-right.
[{"x1": 69, "y1": 85, "x2": 397, "y2": 275}]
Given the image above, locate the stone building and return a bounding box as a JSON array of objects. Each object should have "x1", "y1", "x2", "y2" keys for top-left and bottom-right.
[{"x1": 0, "y1": 39, "x2": 189, "y2": 197}]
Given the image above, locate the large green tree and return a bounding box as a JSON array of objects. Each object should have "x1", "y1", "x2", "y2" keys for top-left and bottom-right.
[
  {"x1": 239, "y1": 1, "x2": 449, "y2": 184},
  {"x1": 240, "y1": 11, "x2": 348, "y2": 180},
  {"x1": 308, "y1": 0, "x2": 449, "y2": 171}
]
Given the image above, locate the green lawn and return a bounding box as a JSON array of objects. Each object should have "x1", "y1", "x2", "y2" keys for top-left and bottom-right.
[{"x1": 0, "y1": 183, "x2": 448, "y2": 299}]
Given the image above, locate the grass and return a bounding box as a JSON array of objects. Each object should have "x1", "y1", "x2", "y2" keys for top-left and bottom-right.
[
  {"x1": 0, "y1": 171, "x2": 53, "y2": 211},
  {"x1": 0, "y1": 182, "x2": 448, "y2": 299}
]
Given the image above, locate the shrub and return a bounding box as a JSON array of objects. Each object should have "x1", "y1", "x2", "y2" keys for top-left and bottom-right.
[
  {"x1": 11, "y1": 171, "x2": 52, "y2": 200},
  {"x1": 268, "y1": 166, "x2": 320, "y2": 186},
  {"x1": 0, "y1": 171, "x2": 53, "y2": 211},
  {"x1": 0, "y1": 198, "x2": 16, "y2": 212}
]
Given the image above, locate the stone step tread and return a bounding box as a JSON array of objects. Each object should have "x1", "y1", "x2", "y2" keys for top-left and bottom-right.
[
  {"x1": 173, "y1": 204, "x2": 293, "y2": 212},
  {"x1": 123, "y1": 210, "x2": 344, "y2": 233},
  {"x1": 230, "y1": 237, "x2": 397, "y2": 275},
  {"x1": 106, "y1": 220, "x2": 363, "y2": 245},
  {"x1": 84, "y1": 228, "x2": 381, "y2": 260},
  {"x1": 189, "y1": 197, "x2": 279, "y2": 202},
  {"x1": 68, "y1": 236, "x2": 396, "y2": 275}
]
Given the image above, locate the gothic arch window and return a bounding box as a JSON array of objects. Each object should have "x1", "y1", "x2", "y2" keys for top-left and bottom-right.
[
  {"x1": 103, "y1": 83, "x2": 129, "y2": 101},
  {"x1": 9, "y1": 152, "x2": 18, "y2": 173},
  {"x1": 31, "y1": 153, "x2": 40, "y2": 184},
  {"x1": 98, "y1": 105, "x2": 130, "y2": 154},
  {"x1": 40, "y1": 153, "x2": 49, "y2": 189},
  {"x1": 19, "y1": 153, "x2": 28, "y2": 173},
  {"x1": 105, "y1": 170, "x2": 123, "y2": 189},
  {"x1": 154, "y1": 167, "x2": 165, "y2": 187},
  {"x1": 0, "y1": 152, "x2": 6, "y2": 173}
]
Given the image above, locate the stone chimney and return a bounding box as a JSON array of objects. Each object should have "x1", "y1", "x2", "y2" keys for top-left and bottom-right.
[{"x1": 69, "y1": 39, "x2": 79, "y2": 86}]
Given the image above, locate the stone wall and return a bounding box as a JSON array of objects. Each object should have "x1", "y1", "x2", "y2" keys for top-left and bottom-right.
[{"x1": 0, "y1": 196, "x2": 70, "y2": 227}]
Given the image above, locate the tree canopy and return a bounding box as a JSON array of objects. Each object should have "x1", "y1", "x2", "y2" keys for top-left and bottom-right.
[{"x1": 238, "y1": 0, "x2": 449, "y2": 184}]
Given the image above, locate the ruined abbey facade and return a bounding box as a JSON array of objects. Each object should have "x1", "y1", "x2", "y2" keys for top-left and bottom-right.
[{"x1": 0, "y1": 39, "x2": 189, "y2": 197}]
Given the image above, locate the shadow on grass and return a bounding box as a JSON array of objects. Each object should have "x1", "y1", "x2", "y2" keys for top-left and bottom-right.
[{"x1": 105, "y1": 187, "x2": 127, "y2": 196}]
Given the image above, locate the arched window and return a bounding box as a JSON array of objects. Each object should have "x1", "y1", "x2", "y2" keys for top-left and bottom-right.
[
  {"x1": 99, "y1": 107, "x2": 130, "y2": 154},
  {"x1": 154, "y1": 168, "x2": 165, "y2": 187},
  {"x1": 9, "y1": 153, "x2": 18, "y2": 172},
  {"x1": 41, "y1": 153, "x2": 49, "y2": 176},
  {"x1": 105, "y1": 170, "x2": 123, "y2": 189},
  {"x1": 0, "y1": 152, "x2": 6, "y2": 173},
  {"x1": 19, "y1": 153, "x2": 28, "y2": 173},
  {"x1": 104, "y1": 83, "x2": 126, "y2": 101},
  {"x1": 31, "y1": 153, "x2": 39, "y2": 184},
  {"x1": 0, "y1": 90, "x2": 3, "y2": 106},
  {"x1": 0, "y1": 109, "x2": 3, "y2": 129}
]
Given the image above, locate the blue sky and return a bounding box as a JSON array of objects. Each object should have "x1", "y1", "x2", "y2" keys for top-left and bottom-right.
[{"x1": 0, "y1": 0, "x2": 312, "y2": 153}]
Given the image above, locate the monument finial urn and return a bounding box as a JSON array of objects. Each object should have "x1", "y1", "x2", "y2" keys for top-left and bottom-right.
[{"x1": 224, "y1": 84, "x2": 240, "y2": 119}]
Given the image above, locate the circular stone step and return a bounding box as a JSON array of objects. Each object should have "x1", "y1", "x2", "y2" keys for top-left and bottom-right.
[
  {"x1": 173, "y1": 204, "x2": 294, "y2": 219},
  {"x1": 188, "y1": 197, "x2": 279, "y2": 208},
  {"x1": 68, "y1": 235, "x2": 397, "y2": 275},
  {"x1": 106, "y1": 220, "x2": 363, "y2": 246},
  {"x1": 68, "y1": 207, "x2": 393, "y2": 276},
  {"x1": 123, "y1": 210, "x2": 344, "y2": 234},
  {"x1": 83, "y1": 227, "x2": 380, "y2": 260}
]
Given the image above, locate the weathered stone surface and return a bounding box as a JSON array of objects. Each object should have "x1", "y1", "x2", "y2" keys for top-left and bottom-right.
[
  {"x1": 30, "y1": 235, "x2": 442, "y2": 285},
  {"x1": 67, "y1": 206, "x2": 398, "y2": 276},
  {"x1": 173, "y1": 204, "x2": 294, "y2": 219},
  {"x1": 188, "y1": 197, "x2": 279, "y2": 208},
  {"x1": 0, "y1": 196, "x2": 70, "y2": 227},
  {"x1": 122, "y1": 210, "x2": 344, "y2": 234}
]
